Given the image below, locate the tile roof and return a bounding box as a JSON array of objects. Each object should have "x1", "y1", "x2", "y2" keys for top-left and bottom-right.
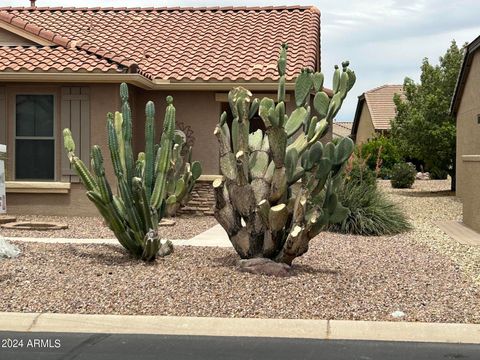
[
  {"x1": 332, "y1": 121, "x2": 353, "y2": 138},
  {"x1": 0, "y1": 45, "x2": 127, "y2": 73},
  {"x1": 363, "y1": 84, "x2": 404, "y2": 130},
  {"x1": 0, "y1": 6, "x2": 321, "y2": 82}
]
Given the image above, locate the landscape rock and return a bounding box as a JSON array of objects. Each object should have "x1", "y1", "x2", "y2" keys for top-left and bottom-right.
[
  {"x1": 416, "y1": 172, "x2": 430, "y2": 180},
  {"x1": 237, "y1": 258, "x2": 291, "y2": 277},
  {"x1": 0, "y1": 237, "x2": 20, "y2": 259}
]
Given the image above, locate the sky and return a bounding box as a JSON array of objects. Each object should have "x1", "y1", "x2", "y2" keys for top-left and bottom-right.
[{"x1": 2, "y1": 0, "x2": 480, "y2": 121}]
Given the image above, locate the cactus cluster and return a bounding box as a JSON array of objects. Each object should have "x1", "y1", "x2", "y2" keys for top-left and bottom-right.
[
  {"x1": 164, "y1": 131, "x2": 202, "y2": 216},
  {"x1": 213, "y1": 44, "x2": 356, "y2": 265},
  {"x1": 63, "y1": 83, "x2": 178, "y2": 261}
]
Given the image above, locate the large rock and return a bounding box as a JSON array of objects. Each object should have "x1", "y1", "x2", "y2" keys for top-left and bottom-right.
[{"x1": 237, "y1": 258, "x2": 291, "y2": 277}]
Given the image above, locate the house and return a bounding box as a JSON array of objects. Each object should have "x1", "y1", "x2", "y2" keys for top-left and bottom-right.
[
  {"x1": 332, "y1": 121, "x2": 352, "y2": 139},
  {"x1": 451, "y1": 34, "x2": 480, "y2": 233},
  {"x1": 350, "y1": 84, "x2": 403, "y2": 144},
  {"x1": 0, "y1": 4, "x2": 322, "y2": 216}
]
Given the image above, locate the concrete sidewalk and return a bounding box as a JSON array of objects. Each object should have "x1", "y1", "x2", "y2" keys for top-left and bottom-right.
[
  {"x1": 4, "y1": 224, "x2": 232, "y2": 248},
  {"x1": 0, "y1": 312, "x2": 479, "y2": 344}
]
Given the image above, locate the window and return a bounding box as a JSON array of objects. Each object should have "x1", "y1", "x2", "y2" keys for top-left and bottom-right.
[{"x1": 15, "y1": 95, "x2": 55, "y2": 180}]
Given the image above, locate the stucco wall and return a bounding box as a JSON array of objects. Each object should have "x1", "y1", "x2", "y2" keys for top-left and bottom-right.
[
  {"x1": 455, "y1": 50, "x2": 480, "y2": 232},
  {"x1": 134, "y1": 90, "x2": 221, "y2": 175},
  {"x1": 355, "y1": 102, "x2": 376, "y2": 145},
  {"x1": 0, "y1": 28, "x2": 36, "y2": 46},
  {"x1": 1, "y1": 83, "x2": 118, "y2": 216}
]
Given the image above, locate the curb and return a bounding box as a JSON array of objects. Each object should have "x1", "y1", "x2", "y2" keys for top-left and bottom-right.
[{"x1": 0, "y1": 312, "x2": 479, "y2": 344}]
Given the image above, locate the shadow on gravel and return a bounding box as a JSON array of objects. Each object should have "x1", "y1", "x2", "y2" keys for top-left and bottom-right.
[
  {"x1": 67, "y1": 244, "x2": 145, "y2": 267},
  {"x1": 396, "y1": 190, "x2": 455, "y2": 198}
]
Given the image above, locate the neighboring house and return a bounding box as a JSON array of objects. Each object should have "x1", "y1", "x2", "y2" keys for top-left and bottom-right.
[
  {"x1": 332, "y1": 121, "x2": 352, "y2": 138},
  {"x1": 0, "y1": 5, "x2": 322, "y2": 216},
  {"x1": 451, "y1": 34, "x2": 480, "y2": 233},
  {"x1": 350, "y1": 84, "x2": 404, "y2": 144}
]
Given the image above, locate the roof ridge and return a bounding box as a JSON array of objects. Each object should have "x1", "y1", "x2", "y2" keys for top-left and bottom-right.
[
  {"x1": 0, "y1": 9, "x2": 146, "y2": 76},
  {"x1": 365, "y1": 84, "x2": 404, "y2": 94},
  {"x1": 0, "y1": 5, "x2": 318, "y2": 12}
]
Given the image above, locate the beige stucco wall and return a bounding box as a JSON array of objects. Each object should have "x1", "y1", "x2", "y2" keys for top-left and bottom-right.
[
  {"x1": 0, "y1": 28, "x2": 36, "y2": 46},
  {"x1": 455, "y1": 50, "x2": 480, "y2": 232},
  {"x1": 134, "y1": 90, "x2": 221, "y2": 175},
  {"x1": 1, "y1": 82, "x2": 119, "y2": 216},
  {"x1": 355, "y1": 102, "x2": 376, "y2": 145}
]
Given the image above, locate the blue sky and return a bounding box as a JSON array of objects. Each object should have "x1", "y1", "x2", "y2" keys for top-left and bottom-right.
[{"x1": 2, "y1": 0, "x2": 480, "y2": 121}]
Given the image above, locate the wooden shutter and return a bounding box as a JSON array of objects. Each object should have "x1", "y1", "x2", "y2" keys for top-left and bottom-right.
[
  {"x1": 0, "y1": 87, "x2": 5, "y2": 146},
  {"x1": 61, "y1": 87, "x2": 90, "y2": 183}
]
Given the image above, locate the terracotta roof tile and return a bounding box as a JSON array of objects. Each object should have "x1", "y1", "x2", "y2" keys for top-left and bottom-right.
[
  {"x1": 363, "y1": 85, "x2": 404, "y2": 130},
  {"x1": 0, "y1": 46, "x2": 126, "y2": 73},
  {"x1": 332, "y1": 121, "x2": 353, "y2": 138},
  {"x1": 0, "y1": 6, "x2": 320, "y2": 82}
]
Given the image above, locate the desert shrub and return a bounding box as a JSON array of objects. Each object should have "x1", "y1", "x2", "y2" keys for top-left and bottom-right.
[
  {"x1": 378, "y1": 167, "x2": 392, "y2": 179},
  {"x1": 344, "y1": 155, "x2": 377, "y2": 187},
  {"x1": 329, "y1": 179, "x2": 412, "y2": 236},
  {"x1": 358, "y1": 135, "x2": 401, "y2": 174},
  {"x1": 390, "y1": 162, "x2": 416, "y2": 188}
]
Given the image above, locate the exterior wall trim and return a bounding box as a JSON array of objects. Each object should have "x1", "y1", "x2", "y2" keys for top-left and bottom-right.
[
  {"x1": 6, "y1": 181, "x2": 71, "y2": 194},
  {"x1": 462, "y1": 155, "x2": 480, "y2": 162}
]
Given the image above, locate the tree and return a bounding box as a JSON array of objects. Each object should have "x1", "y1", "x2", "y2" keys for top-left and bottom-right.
[{"x1": 391, "y1": 40, "x2": 465, "y2": 190}]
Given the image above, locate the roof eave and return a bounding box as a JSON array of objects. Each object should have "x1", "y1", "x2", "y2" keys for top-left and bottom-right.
[
  {"x1": 350, "y1": 94, "x2": 365, "y2": 140},
  {"x1": 451, "y1": 35, "x2": 480, "y2": 116}
]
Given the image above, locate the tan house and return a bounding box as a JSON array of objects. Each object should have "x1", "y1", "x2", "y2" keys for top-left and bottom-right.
[
  {"x1": 451, "y1": 34, "x2": 480, "y2": 233},
  {"x1": 0, "y1": 5, "x2": 322, "y2": 216},
  {"x1": 350, "y1": 84, "x2": 403, "y2": 144}
]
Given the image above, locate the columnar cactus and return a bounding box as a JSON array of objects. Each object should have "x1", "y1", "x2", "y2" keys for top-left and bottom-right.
[
  {"x1": 63, "y1": 83, "x2": 177, "y2": 261},
  {"x1": 213, "y1": 44, "x2": 356, "y2": 265},
  {"x1": 164, "y1": 131, "x2": 202, "y2": 216}
]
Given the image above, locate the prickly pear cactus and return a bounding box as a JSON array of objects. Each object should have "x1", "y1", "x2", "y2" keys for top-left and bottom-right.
[
  {"x1": 165, "y1": 130, "x2": 202, "y2": 217},
  {"x1": 213, "y1": 44, "x2": 356, "y2": 265},
  {"x1": 63, "y1": 84, "x2": 178, "y2": 261}
]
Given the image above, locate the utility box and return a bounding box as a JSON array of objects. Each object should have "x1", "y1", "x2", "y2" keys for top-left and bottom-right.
[{"x1": 0, "y1": 144, "x2": 6, "y2": 214}]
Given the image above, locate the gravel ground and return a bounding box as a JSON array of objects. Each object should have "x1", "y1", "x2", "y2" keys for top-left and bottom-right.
[
  {"x1": 379, "y1": 179, "x2": 480, "y2": 285},
  {"x1": 1, "y1": 236, "x2": 478, "y2": 322},
  {"x1": 0, "y1": 215, "x2": 217, "y2": 240},
  {"x1": 0, "y1": 179, "x2": 478, "y2": 322}
]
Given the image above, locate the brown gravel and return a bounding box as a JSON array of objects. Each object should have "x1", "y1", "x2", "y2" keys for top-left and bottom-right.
[
  {"x1": 0, "y1": 215, "x2": 217, "y2": 240},
  {"x1": 1, "y1": 235, "x2": 479, "y2": 323},
  {"x1": 0, "y1": 179, "x2": 479, "y2": 322},
  {"x1": 379, "y1": 179, "x2": 480, "y2": 285}
]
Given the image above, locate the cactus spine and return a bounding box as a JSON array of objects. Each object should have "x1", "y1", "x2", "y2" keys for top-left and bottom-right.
[
  {"x1": 213, "y1": 44, "x2": 356, "y2": 265},
  {"x1": 63, "y1": 84, "x2": 179, "y2": 261}
]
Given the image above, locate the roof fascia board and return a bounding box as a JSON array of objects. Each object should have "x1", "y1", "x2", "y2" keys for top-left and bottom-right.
[
  {"x1": 0, "y1": 73, "x2": 152, "y2": 89},
  {"x1": 0, "y1": 21, "x2": 54, "y2": 46}
]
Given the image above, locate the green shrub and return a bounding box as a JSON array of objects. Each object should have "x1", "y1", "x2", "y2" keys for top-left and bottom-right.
[
  {"x1": 329, "y1": 179, "x2": 412, "y2": 236},
  {"x1": 378, "y1": 167, "x2": 391, "y2": 180},
  {"x1": 390, "y1": 162, "x2": 416, "y2": 188},
  {"x1": 345, "y1": 156, "x2": 377, "y2": 187},
  {"x1": 359, "y1": 135, "x2": 401, "y2": 173}
]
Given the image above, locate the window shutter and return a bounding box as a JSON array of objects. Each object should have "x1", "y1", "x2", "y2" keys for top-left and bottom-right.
[
  {"x1": 0, "y1": 87, "x2": 5, "y2": 146},
  {"x1": 61, "y1": 87, "x2": 90, "y2": 183}
]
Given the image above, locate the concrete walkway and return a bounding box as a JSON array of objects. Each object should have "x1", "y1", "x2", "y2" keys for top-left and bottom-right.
[
  {"x1": 3, "y1": 224, "x2": 232, "y2": 248},
  {"x1": 437, "y1": 221, "x2": 480, "y2": 246}
]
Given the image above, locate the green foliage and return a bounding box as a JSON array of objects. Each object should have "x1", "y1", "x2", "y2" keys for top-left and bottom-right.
[
  {"x1": 359, "y1": 135, "x2": 401, "y2": 172},
  {"x1": 344, "y1": 155, "x2": 377, "y2": 187},
  {"x1": 63, "y1": 83, "x2": 178, "y2": 261},
  {"x1": 390, "y1": 162, "x2": 416, "y2": 189},
  {"x1": 391, "y1": 40, "x2": 465, "y2": 190},
  {"x1": 214, "y1": 44, "x2": 356, "y2": 264},
  {"x1": 329, "y1": 178, "x2": 412, "y2": 236}
]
